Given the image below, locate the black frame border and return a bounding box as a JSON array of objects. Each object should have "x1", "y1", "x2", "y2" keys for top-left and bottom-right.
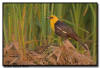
[{"x1": 2, "y1": 2, "x2": 99, "y2": 67}]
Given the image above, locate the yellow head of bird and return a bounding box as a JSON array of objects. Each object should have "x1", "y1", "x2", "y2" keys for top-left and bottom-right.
[
  {"x1": 48, "y1": 15, "x2": 59, "y2": 24},
  {"x1": 48, "y1": 15, "x2": 59, "y2": 31}
]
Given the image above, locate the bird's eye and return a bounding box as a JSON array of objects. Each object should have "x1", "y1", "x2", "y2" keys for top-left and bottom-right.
[{"x1": 49, "y1": 17, "x2": 53, "y2": 19}]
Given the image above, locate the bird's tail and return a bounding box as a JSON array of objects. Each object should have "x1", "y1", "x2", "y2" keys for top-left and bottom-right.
[{"x1": 78, "y1": 40, "x2": 89, "y2": 50}]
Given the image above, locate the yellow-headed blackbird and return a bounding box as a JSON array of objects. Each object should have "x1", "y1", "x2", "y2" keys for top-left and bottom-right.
[{"x1": 48, "y1": 15, "x2": 88, "y2": 50}]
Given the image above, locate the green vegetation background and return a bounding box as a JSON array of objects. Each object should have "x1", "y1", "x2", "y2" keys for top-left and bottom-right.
[{"x1": 3, "y1": 3, "x2": 97, "y2": 62}]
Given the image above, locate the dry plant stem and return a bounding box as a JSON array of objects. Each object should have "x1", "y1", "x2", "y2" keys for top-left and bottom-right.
[
  {"x1": 62, "y1": 40, "x2": 94, "y2": 65},
  {"x1": 9, "y1": 57, "x2": 19, "y2": 65}
]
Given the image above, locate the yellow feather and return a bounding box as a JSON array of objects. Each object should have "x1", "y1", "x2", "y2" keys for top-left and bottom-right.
[
  {"x1": 50, "y1": 22, "x2": 55, "y2": 31},
  {"x1": 49, "y1": 15, "x2": 59, "y2": 31}
]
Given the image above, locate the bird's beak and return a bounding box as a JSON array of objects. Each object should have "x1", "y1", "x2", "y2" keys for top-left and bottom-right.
[{"x1": 48, "y1": 17, "x2": 50, "y2": 19}]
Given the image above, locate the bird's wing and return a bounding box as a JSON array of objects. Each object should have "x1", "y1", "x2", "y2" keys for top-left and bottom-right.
[{"x1": 55, "y1": 21, "x2": 79, "y2": 41}]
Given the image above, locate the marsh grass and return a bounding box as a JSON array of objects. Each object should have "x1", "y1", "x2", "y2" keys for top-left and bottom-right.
[{"x1": 3, "y1": 3, "x2": 97, "y2": 62}]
